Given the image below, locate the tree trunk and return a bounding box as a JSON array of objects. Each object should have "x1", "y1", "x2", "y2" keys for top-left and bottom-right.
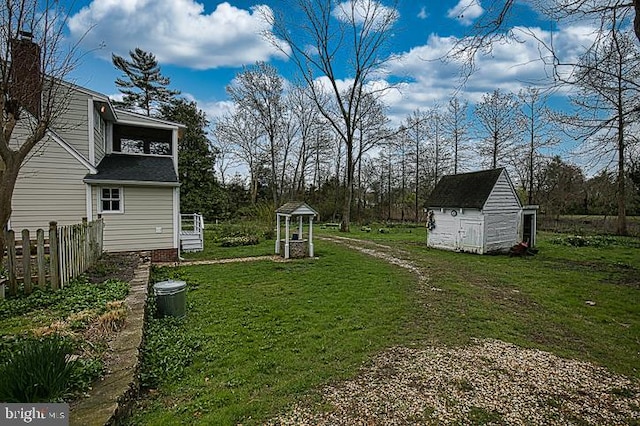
[
  {"x1": 635, "y1": 0, "x2": 640, "y2": 42},
  {"x1": 0, "y1": 160, "x2": 20, "y2": 257},
  {"x1": 616, "y1": 115, "x2": 627, "y2": 236},
  {"x1": 340, "y1": 141, "x2": 354, "y2": 232}
]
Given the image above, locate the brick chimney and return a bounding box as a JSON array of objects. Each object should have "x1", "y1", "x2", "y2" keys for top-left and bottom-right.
[{"x1": 10, "y1": 31, "x2": 42, "y2": 118}]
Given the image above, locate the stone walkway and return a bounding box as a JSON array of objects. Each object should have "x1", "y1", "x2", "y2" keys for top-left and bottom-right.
[{"x1": 69, "y1": 257, "x2": 151, "y2": 426}]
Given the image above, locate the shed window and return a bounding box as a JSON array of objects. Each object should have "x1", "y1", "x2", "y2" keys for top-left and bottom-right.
[{"x1": 100, "y1": 187, "x2": 123, "y2": 213}]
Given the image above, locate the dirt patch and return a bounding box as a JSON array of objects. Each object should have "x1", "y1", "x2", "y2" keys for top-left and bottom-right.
[{"x1": 84, "y1": 252, "x2": 140, "y2": 284}]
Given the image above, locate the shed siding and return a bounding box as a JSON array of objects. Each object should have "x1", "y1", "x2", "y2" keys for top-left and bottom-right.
[
  {"x1": 427, "y1": 209, "x2": 484, "y2": 252},
  {"x1": 483, "y1": 172, "x2": 521, "y2": 212},
  {"x1": 484, "y1": 211, "x2": 520, "y2": 252},
  {"x1": 92, "y1": 186, "x2": 175, "y2": 252},
  {"x1": 11, "y1": 137, "x2": 89, "y2": 231}
]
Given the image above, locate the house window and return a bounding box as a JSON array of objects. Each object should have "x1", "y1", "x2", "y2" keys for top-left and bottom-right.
[{"x1": 100, "y1": 187, "x2": 123, "y2": 213}]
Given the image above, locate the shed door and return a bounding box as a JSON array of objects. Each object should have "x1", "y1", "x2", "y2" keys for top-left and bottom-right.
[{"x1": 458, "y1": 220, "x2": 482, "y2": 253}]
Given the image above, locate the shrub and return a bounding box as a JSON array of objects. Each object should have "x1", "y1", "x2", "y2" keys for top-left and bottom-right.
[
  {"x1": 220, "y1": 236, "x2": 260, "y2": 247},
  {"x1": 0, "y1": 335, "x2": 80, "y2": 402},
  {"x1": 548, "y1": 234, "x2": 639, "y2": 248}
]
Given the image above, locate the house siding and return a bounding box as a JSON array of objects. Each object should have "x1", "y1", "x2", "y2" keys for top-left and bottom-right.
[
  {"x1": 11, "y1": 137, "x2": 89, "y2": 231},
  {"x1": 92, "y1": 186, "x2": 175, "y2": 252},
  {"x1": 53, "y1": 89, "x2": 91, "y2": 158},
  {"x1": 93, "y1": 108, "x2": 106, "y2": 163}
]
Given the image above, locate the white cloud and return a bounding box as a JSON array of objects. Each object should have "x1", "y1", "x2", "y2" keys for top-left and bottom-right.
[
  {"x1": 379, "y1": 23, "x2": 597, "y2": 122},
  {"x1": 199, "y1": 99, "x2": 236, "y2": 121},
  {"x1": 332, "y1": 0, "x2": 399, "y2": 26},
  {"x1": 68, "y1": 0, "x2": 289, "y2": 69},
  {"x1": 417, "y1": 7, "x2": 428, "y2": 20},
  {"x1": 447, "y1": 0, "x2": 484, "y2": 26}
]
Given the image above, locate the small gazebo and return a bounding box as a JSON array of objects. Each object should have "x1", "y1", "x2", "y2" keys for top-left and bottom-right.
[{"x1": 275, "y1": 201, "x2": 318, "y2": 259}]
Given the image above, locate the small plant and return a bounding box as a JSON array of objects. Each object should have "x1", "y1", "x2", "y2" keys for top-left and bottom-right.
[
  {"x1": 220, "y1": 235, "x2": 260, "y2": 247},
  {"x1": 138, "y1": 316, "x2": 201, "y2": 388},
  {"x1": 96, "y1": 301, "x2": 127, "y2": 333},
  {"x1": 0, "y1": 335, "x2": 80, "y2": 402}
]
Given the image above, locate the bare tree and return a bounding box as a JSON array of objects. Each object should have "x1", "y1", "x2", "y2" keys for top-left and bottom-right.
[
  {"x1": 264, "y1": 0, "x2": 399, "y2": 231},
  {"x1": 516, "y1": 87, "x2": 558, "y2": 205},
  {"x1": 442, "y1": 97, "x2": 470, "y2": 175},
  {"x1": 450, "y1": 0, "x2": 640, "y2": 75},
  {"x1": 227, "y1": 62, "x2": 286, "y2": 205},
  {"x1": 474, "y1": 89, "x2": 519, "y2": 170},
  {"x1": 214, "y1": 109, "x2": 265, "y2": 204},
  {"x1": 557, "y1": 28, "x2": 640, "y2": 235},
  {"x1": 1, "y1": 0, "x2": 82, "y2": 251},
  {"x1": 403, "y1": 109, "x2": 429, "y2": 222},
  {"x1": 211, "y1": 131, "x2": 240, "y2": 188},
  {"x1": 288, "y1": 85, "x2": 318, "y2": 197}
]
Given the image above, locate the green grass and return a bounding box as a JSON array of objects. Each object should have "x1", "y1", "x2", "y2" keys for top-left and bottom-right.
[
  {"x1": 131, "y1": 224, "x2": 640, "y2": 424},
  {"x1": 129, "y1": 242, "x2": 420, "y2": 425},
  {"x1": 181, "y1": 223, "x2": 275, "y2": 260},
  {"x1": 343, "y1": 228, "x2": 640, "y2": 377}
]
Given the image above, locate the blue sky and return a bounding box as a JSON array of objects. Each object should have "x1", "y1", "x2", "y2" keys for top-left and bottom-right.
[{"x1": 60, "y1": 1, "x2": 596, "y2": 125}]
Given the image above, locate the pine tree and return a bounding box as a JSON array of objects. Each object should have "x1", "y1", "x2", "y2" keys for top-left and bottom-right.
[{"x1": 112, "y1": 48, "x2": 179, "y2": 116}]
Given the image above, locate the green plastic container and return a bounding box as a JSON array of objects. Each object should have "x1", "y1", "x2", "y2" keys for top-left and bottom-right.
[{"x1": 154, "y1": 280, "x2": 187, "y2": 318}]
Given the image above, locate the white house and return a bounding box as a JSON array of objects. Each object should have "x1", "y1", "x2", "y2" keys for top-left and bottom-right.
[
  {"x1": 425, "y1": 168, "x2": 537, "y2": 254},
  {"x1": 7, "y1": 36, "x2": 184, "y2": 262}
]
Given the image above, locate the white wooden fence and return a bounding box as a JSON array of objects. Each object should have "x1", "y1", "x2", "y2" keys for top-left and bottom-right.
[{"x1": 2, "y1": 219, "x2": 104, "y2": 296}]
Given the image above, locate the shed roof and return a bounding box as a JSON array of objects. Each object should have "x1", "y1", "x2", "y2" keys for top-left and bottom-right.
[
  {"x1": 84, "y1": 154, "x2": 178, "y2": 186},
  {"x1": 276, "y1": 201, "x2": 318, "y2": 216},
  {"x1": 426, "y1": 168, "x2": 505, "y2": 209}
]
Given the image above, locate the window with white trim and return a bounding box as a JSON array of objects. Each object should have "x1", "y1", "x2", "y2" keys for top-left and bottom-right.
[{"x1": 100, "y1": 187, "x2": 123, "y2": 213}]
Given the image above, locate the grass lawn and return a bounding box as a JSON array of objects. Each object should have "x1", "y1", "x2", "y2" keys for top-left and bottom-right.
[
  {"x1": 129, "y1": 241, "x2": 420, "y2": 425},
  {"x1": 129, "y1": 224, "x2": 640, "y2": 425}
]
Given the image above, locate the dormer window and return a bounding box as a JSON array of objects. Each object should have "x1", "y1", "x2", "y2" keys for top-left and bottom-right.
[{"x1": 113, "y1": 124, "x2": 172, "y2": 155}]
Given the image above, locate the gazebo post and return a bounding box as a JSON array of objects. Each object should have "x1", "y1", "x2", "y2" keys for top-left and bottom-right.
[
  {"x1": 308, "y1": 217, "x2": 314, "y2": 257},
  {"x1": 275, "y1": 214, "x2": 281, "y2": 254},
  {"x1": 298, "y1": 216, "x2": 303, "y2": 239},
  {"x1": 284, "y1": 216, "x2": 290, "y2": 259}
]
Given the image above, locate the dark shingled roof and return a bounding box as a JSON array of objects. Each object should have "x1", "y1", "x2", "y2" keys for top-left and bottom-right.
[
  {"x1": 84, "y1": 154, "x2": 178, "y2": 184},
  {"x1": 426, "y1": 168, "x2": 505, "y2": 209}
]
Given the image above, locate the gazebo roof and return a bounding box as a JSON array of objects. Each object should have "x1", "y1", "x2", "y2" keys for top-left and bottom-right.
[{"x1": 276, "y1": 201, "x2": 318, "y2": 217}]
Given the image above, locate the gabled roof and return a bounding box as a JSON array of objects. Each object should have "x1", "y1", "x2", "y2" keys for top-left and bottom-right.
[
  {"x1": 83, "y1": 154, "x2": 179, "y2": 186},
  {"x1": 426, "y1": 168, "x2": 505, "y2": 209},
  {"x1": 276, "y1": 201, "x2": 318, "y2": 216}
]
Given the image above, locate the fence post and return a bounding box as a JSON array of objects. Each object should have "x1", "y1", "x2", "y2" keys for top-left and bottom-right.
[
  {"x1": 37, "y1": 229, "x2": 46, "y2": 288},
  {"x1": 5, "y1": 230, "x2": 17, "y2": 296},
  {"x1": 49, "y1": 221, "x2": 59, "y2": 290},
  {"x1": 21, "y1": 229, "x2": 32, "y2": 294}
]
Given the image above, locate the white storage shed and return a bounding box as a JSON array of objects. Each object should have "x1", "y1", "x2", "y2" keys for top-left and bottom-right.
[{"x1": 426, "y1": 168, "x2": 536, "y2": 254}]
